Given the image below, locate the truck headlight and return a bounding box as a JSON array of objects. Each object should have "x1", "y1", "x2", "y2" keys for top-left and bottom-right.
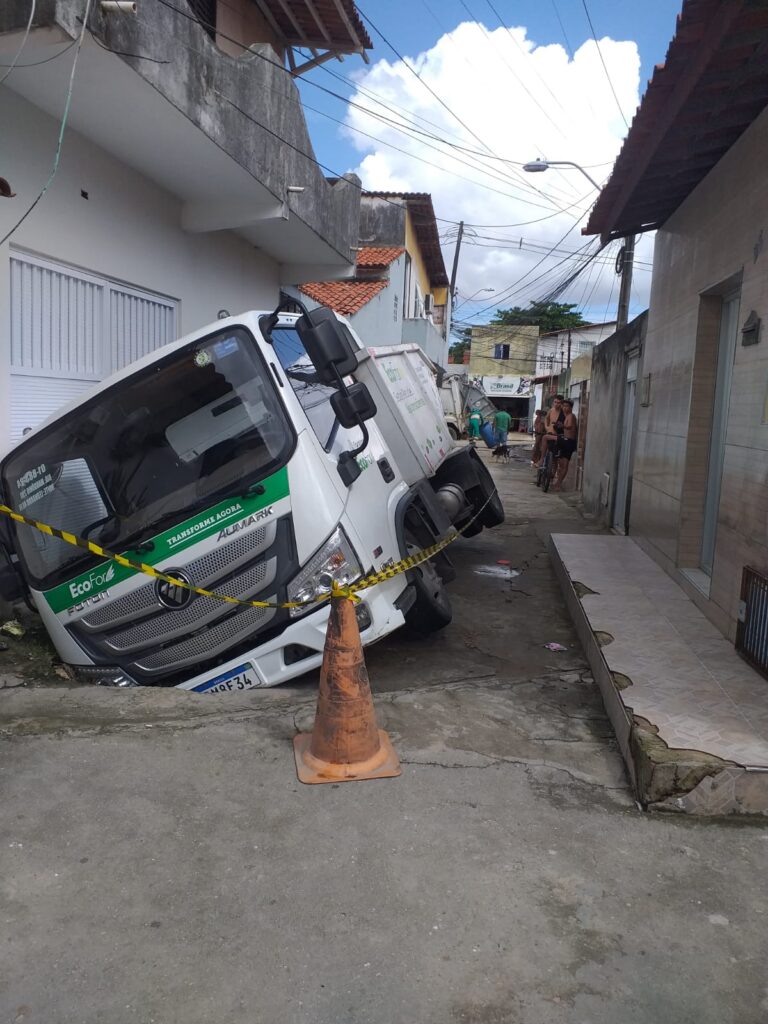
[{"x1": 287, "y1": 527, "x2": 362, "y2": 618}]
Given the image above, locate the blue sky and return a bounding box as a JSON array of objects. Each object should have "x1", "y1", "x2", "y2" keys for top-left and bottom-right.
[
  {"x1": 295, "y1": 2, "x2": 681, "y2": 324},
  {"x1": 300, "y1": 1, "x2": 679, "y2": 176}
]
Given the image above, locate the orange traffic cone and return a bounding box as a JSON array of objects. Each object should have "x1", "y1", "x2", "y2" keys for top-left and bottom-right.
[{"x1": 293, "y1": 593, "x2": 401, "y2": 784}]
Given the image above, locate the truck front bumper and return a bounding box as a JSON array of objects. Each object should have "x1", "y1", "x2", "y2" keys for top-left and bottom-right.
[{"x1": 173, "y1": 578, "x2": 407, "y2": 691}]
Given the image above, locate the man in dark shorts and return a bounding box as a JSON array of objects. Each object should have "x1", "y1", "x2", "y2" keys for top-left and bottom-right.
[{"x1": 553, "y1": 398, "x2": 578, "y2": 490}]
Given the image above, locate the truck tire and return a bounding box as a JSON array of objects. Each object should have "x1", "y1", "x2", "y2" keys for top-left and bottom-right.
[
  {"x1": 447, "y1": 422, "x2": 460, "y2": 441},
  {"x1": 473, "y1": 458, "x2": 505, "y2": 528},
  {"x1": 404, "y1": 534, "x2": 452, "y2": 633}
]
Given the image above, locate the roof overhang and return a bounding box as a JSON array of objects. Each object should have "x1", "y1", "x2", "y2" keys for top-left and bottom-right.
[
  {"x1": 252, "y1": 0, "x2": 372, "y2": 71},
  {"x1": 585, "y1": 0, "x2": 768, "y2": 242}
]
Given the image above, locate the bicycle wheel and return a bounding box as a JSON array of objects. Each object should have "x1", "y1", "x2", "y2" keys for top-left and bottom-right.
[{"x1": 542, "y1": 455, "x2": 553, "y2": 492}]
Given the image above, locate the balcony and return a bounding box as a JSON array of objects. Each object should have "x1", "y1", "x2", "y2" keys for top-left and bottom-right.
[
  {"x1": 402, "y1": 317, "x2": 447, "y2": 365},
  {"x1": 0, "y1": 0, "x2": 360, "y2": 282}
]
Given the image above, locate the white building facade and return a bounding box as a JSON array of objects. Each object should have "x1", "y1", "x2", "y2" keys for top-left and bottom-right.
[
  {"x1": 0, "y1": 1, "x2": 362, "y2": 448},
  {"x1": 536, "y1": 323, "x2": 617, "y2": 377}
]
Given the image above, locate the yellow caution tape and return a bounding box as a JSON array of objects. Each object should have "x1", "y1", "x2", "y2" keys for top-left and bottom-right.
[{"x1": 0, "y1": 485, "x2": 497, "y2": 611}]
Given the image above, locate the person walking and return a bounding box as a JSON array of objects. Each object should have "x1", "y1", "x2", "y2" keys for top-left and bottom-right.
[
  {"x1": 493, "y1": 407, "x2": 512, "y2": 446},
  {"x1": 468, "y1": 407, "x2": 483, "y2": 442}
]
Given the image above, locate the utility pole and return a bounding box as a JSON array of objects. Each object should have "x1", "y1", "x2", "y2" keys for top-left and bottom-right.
[
  {"x1": 449, "y1": 220, "x2": 464, "y2": 305},
  {"x1": 616, "y1": 234, "x2": 636, "y2": 330},
  {"x1": 567, "y1": 328, "x2": 572, "y2": 370}
]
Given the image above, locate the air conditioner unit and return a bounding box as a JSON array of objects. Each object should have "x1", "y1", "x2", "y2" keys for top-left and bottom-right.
[{"x1": 424, "y1": 293, "x2": 434, "y2": 315}]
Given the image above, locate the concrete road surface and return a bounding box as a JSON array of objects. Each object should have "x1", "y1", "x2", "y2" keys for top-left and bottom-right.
[{"x1": 1, "y1": 453, "x2": 766, "y2": 1024}]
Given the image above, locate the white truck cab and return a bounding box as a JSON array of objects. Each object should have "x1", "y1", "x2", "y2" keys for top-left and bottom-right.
[{"x1": 0, "y1": 303, "x2": 503, "y2": 692}]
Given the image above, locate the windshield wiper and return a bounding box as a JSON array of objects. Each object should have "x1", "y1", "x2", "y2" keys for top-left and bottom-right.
[{"x1": 224, "y1": 481, "x2": 266, "y2": 501}]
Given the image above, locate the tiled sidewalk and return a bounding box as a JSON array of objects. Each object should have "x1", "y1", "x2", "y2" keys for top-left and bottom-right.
[{"x1": 551, "y1": 534, "x2": 768, "y2": 814}]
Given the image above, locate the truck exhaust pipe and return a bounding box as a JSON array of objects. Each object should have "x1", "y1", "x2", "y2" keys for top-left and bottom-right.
[{"x1": 435, "y1": 483, "x2": 467, "y2": 523}]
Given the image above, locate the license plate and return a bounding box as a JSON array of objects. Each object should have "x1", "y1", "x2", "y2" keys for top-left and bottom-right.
[{"x1": 191, "y1": 663, "x2": 262, "y2": 694}]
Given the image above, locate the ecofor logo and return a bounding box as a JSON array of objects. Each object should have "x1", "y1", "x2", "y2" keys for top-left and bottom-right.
[{"x1": 68, "y1": 564, "x2": 116, "y2": 600}]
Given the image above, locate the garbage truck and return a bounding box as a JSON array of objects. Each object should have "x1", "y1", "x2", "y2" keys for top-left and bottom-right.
[
  {"x1": 439, "y1": 373, "x2": 497, "y2": 440},
  {"x1": 0, "y1": 300, "x2": 503, "y2": 692}
]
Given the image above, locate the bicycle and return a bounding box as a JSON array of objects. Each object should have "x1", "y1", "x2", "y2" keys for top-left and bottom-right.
[{"x1": 535, "y1": 443, "x2": 559, "y2": 492}]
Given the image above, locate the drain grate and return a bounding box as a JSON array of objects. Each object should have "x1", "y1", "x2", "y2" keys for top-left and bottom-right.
[{"x1": 736, "y1": 566, "x2": 768, "y2": 679}]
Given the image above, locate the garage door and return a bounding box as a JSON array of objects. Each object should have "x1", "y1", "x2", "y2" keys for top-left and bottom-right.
[{"x1": 9, "y1": 253, "x2": 178, "y2": 442}]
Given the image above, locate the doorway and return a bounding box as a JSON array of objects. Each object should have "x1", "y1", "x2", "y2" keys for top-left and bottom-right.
[
  {"x1": 612, "y1": 356, "x2": 638, "y2": 533},
  {"x1": 700, "y1": 293, "x2": 740, "y2": 575}
]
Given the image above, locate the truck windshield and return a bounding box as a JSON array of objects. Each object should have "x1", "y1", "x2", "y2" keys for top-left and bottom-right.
[{"x1": 1, "y1": 327, "x2": 294, "y2": 590}]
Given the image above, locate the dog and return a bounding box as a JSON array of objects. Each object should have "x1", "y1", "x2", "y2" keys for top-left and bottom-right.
[{"x1": 491, "y1": 443, "x2": 511, "y2": 462}]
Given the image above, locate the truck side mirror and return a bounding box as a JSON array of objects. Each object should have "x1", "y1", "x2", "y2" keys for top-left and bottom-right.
[
  {"x1": 296, "y1": 306, "x2": 358, "y2": 385},
  {"x1": 330, "y1": 382, "x2": 377, "y2": 428}
]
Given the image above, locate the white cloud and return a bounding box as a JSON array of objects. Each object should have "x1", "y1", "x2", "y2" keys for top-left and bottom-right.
[{"x1": 342, "y1": 20, "x2": 653, "y2": 322}]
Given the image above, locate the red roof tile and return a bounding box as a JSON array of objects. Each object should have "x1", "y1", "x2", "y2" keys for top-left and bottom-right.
[
  {"x1": 300, "y1": 279, "x2": 389, "y2": 316},
  {"x1": 356, "y1": 246, "x2": 405, "y2": 267}
]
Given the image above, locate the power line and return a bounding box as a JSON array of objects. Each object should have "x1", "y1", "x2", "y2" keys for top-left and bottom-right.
[
  {"x1": 302, "y1": 99, "x2": 570, "y2": 211},
  {"x1": 550, "y1": 0, "x2": 574, "y2": 59},
  {"x1": 580, "y1": 0, "x2": 629, "y2": 129},
  {"x1": 465, "y1": 214, "x2": 596, "y2": 317},
  {"x1": 0, "y1": 0, "x2": 93, "y2": 247},
  {"x1": 355, "y1": 3, "x2": 574, "y2": 211},
  {"x1": 0, "y1": 38, "x2": 76, "y2": 68},
  {"x1": 459, "y1": 0, "x2": 570, "y2": 144},
  {"x1": 150, "y1": 0, "x2": 577, "y2": 215}
]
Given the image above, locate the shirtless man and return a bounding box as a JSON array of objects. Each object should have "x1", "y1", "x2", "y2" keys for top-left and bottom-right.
[
  {"x1": 536, "y1": 395, "x2": 565, "y2": 467},
  {"x1": 553, "y1": 399, "x2": 578, "y2": 490}
]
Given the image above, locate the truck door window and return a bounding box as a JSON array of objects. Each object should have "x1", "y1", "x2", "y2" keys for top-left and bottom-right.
[{"x1": 271, "y1": 325, "x2": 362, "y2": 453}]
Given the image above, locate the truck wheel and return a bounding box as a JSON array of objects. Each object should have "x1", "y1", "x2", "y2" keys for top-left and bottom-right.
[
  {"x1": 447, "y1": 423, "x2": 460, "y2": 441},
  {"x1": 404, "y1": 535, "x2": 452, "y2": 633}
]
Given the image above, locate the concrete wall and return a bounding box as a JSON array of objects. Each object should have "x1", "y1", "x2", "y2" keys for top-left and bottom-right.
[
  {"x1": 401, "y1": 317, "x2": 447, "y2": 365},
  {"x1": 216, "y1": 0, "x2": 282, "y2": 59},
  {"x1": 344, "y1": 259, "x2": 405, "y2": 349},
  {"x1": 0, "y1": 89, "x2": 280, "y2": 445},
  {"x1": 359, "y1": 197, "x2": 407, "y2": 248},
  {"x1": 631, "y1": 103, "x2": 768, "y2": 640},
  {"x1": 582, "y1": 314, "x2": 647, "y2": 524},
  {"x1": 34, "y1": 0, "x2": 359, "y2": 265}
]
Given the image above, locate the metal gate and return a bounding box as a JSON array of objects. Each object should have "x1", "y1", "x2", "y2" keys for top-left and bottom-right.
[
  {"x1": 9, "y1": 252, "x2": 177, "y2": 442},
  {"x1": 736, "y1": 565, "x2": 768, "y2": 680}
]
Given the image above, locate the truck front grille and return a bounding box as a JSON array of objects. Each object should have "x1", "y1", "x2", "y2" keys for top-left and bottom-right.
[
  {"x1": 134, "y1": 603, "x2": 277, "y2": 672},
  {"x1": 103, "y1": 558, "x2": 276, "y2": 654},
  {"x1": 67, "y1": 515, "x2": 296, "y2": 685},
  {"x1": 79, "y1": 523, "x2": 275, "y2": 633}
]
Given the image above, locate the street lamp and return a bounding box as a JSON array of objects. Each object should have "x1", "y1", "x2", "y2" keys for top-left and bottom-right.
[
  {"x1": 522, "y1": 158, "x2": 601, "y2": 191},
  {"x1": 522, "y1": 158, "x2": 634, "y2": 331},
  {"x1": 458, "y1": 287, "x2": 495, "y2": 304}
]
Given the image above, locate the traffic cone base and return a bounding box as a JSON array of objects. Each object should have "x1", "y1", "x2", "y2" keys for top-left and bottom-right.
[
  {"x1": 292, "y1": 592, "x2": 401, "y2": 785},
  {"x1": 293, "y1": 730, "x2": 401, "y2": 784}
]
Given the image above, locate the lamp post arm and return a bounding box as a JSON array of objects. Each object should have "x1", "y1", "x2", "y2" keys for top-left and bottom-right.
[{"x1": 546, "y1": 161, "x2": 601, "y2": 191}]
